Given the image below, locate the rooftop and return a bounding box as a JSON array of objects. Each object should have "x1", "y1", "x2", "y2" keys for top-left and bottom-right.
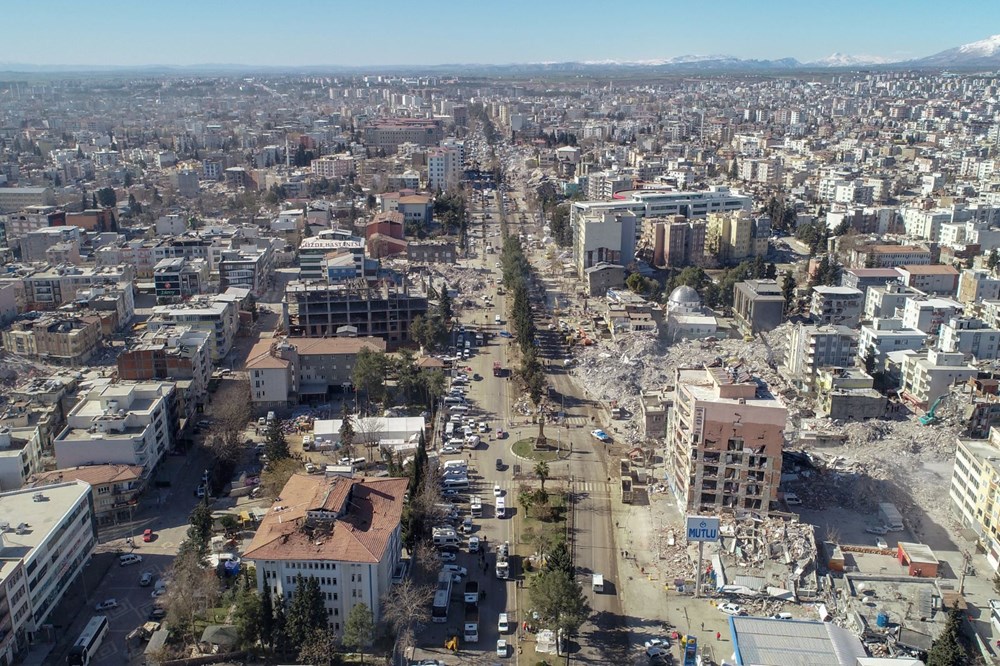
[
  {"x1": 729, "y1": 616, "x2": 866, "y2": 666},
  {"x1": 244, "y1": 473, "x2": 407, "y2": 564},
  {"x1": 0, "y1": 481, "x2": 91, "y2": 558},
  {"x1": 30, "y1": 464, "x2": 142, "y2": 487}
]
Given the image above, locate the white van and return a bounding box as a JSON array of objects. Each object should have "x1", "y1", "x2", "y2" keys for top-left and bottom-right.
[
  {"x1": 442, "y1": 477, "x2": 469, "y2": 489},
  {"x1": 449, "y1": 405, "x2": 469, "y2": 414},
  {"x1": 433, "y1": 532, "x2": 460, "y2": 547},
  {"x1": 498, "y1": 612, "x2": 510, "y2": 633},
  {"x1": 495, "y1": 315, "x2": 501, "y2": 324},
  {"x1": 444, "y1": 396, "x2": 466, "y2": 405},
  {"x1": 592, "y1": 573, "x2": 604, "y2": 593},
  {"x1": 496, "y1": 496, "x2": 506, "y2": 518},
  {"x1": 443, "y1": 460, "x2": 468, "y2": 470}
]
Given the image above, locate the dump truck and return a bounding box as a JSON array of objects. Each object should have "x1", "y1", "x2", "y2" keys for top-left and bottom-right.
[
  {"x1": 463, "y1": 604, "x2": 480, "y2": 643},
  {"x1": 464, "y1": 580, "x2": 480, "y2": 605}
]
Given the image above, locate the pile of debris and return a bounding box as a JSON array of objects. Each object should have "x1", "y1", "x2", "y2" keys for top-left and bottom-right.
[{"x1": 715, "y1": 512, "x2": 819, "y2": 596}]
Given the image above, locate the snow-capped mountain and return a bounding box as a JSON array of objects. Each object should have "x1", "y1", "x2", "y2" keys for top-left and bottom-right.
[
  {"x1": 914, "y1": 34, "x2": 1000, "y2": 67},
  {"x1": 807, "y1": 52, "x2": 901, "y2": 67}
]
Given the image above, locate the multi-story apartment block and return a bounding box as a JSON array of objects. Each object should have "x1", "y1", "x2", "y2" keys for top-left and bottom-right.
[
  {"x1": 117, "y1": 326, "x2": 212, "y2": 411},
  {"x1": 0, "y1": 425, "x2": 43, "y2": 491},
  {"x1": 284, "y1": 281, "x2": 428, "y2": 350},
  {"x1": 406, "y1": 240, "x2": 457, "y2": 264},
  {"x1": 570, "y1": 187, "x2": 752, "y2": 249},
  {"x1": 809, "y1": 286, "x2": 864, "y2": 327},
  {"x1": 148, "y1": 295, "x2": 238, "y2": 361},
  {"x1": 427, "y1": 147, "x2": 461, "y2": 191},
  {"x1": 20, "y1": 226, "x2": 81, "y2": 263},
  {"x1": 858, "y1": 318, "x2": 928, "y2": 367},
  {"x1": 0, "y1": 187, "x2": 55, "y2": 213},
  {"x1": 733, "y1": 279, "x2": 785, "y2": 335},
  {"x1": 665, "y1": 366, "x2": 786, "y2": 513},
  {"x1": 153, "y1": 257, "x2": 209, "y2": 303},
  {"x1": 0, "y1": 481, "x2": 95, "y2": 660},
  {"x1": 245, "y1": 473, "x2": 408, "y2": 638},
  {"x1": 218, "y1": 243, "x2": 274, "y2": 297},
  {"x1": 299, "y1": 235, "x2": 365, "y2": 281},
  {"x1": 311, "y1": 154, "x2": 355, "y2": 179},
  {"x1": 29, "y1": 464, "x2": 142, "y2": 526},
  {"x1": 638, "y1": 216, "x2": 707, "y2": 268},
  {"x1": 840, "y1": 267, "x2": 902, "y2": 294},
  {"x1": 957, "y1": 269, "x2": 1000, "y2": 305},
  {"x1": 54, "y1": 381, "x2": 176, "y2": 475},
  {"x1": 951, "y1": 429, "x2": 1000, "y2": 570},
  {"x1": 246, "y1": 336, "x2": 387, "y2": 408},
  {"x1": 572, "y1": 211, "x2": 637, "y2": 278},
  {"x1": 21, "y1": 264, "x2": 135, "y2": 312},
  {"x1": 901, "y1": 297, "x2": 963, "y2": 337},
  {"x1": 864, "y1": 282, "x2": 923, "y2": 321},
  {"x1": 895, "y1": 264, "x2": 959, "y2": 296},
  {"x1": 938, "y1": 317, "x2": 1000, "y2": 361},
  {"x1": 849, "y1": 244, "x2": 933, "y2": 269},
  {"x1": 899, "y1": 348, "x2": 977, "y2": 408},
  {"x1": 703, "y1": 211, "x2": 769, "y2": 264},
  {"x1": 783, "y1": 324, "x2": 858, "y2": 393},
  {"x1": 1, "y1": 314, "x2": 102, "y2": 367}
]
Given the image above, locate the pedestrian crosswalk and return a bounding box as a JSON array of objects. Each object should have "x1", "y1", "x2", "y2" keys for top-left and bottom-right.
[{"x1": 487, "y1": 479, "x2": 611, "y2": 494}]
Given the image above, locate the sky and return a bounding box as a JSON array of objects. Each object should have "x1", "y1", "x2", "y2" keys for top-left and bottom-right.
[{"x1": 3, "y1": 0, "x2": 1000, "y2": 68}]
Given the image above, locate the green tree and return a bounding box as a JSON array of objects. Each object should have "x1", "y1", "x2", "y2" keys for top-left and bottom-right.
[
  {"x1": 260, "y1": 585, "x2": 275, "y2": 649},
  {"x1": 342, "y1": 602, "x2": 375, "y2": 664},
  {"x1": 233, "y1": 584, "x2": 262, "y2": 649},
  {"x1": 989, "y1": 249, "x2": 1000, "y2": 272},
  {"x1": 518, "y1": 488, "x2": 536, "y2": 518},
  {"x1": 297, "y1": 627, "x2": 334, "y2": 665},
  {"x1": 395, "y1": 349, "x2": 421, "y2": 404},
  {"x1": 926, "y1": 604, "x2": 966, "y2": 666},
  {"x1": 534, "y1": 461, "x2": 550, "y2": 491},
  {"x1": 529, "y1": 570, "x2": 591, "y2": 637},
  {"x1": 352, "y1": 348, "x2": 389, "y2": 408},
  {"x1": 339, "y1": 403, "x2": 355, "y2": 457},
  {"x1": 625, "y1": 272, "x2": 649, "y2": 294},
  {"x1": 287, "y1": 575, "x2": 327, "y2": 654},
  {"x1": 97, "y1": 186, "x2": 117, "y2": 207},
  {"x1": 273, "y1": 598, "x2": 289, "y2": 656},
  {"x1": 265, "y1": 418, "x2": 290, "y2": 461},
  {"x1": 187, "y1": 502, "x2": 213, "y2": 552},
  {"x1": 438, "y1": 281, "x2": 453, "y2": 321},
  {"x1": 546, "y1": 541, "x2": 574, "y2": 577},
  {"x1": 781, "y1": 270, "x2": 796, "y2": 313}
]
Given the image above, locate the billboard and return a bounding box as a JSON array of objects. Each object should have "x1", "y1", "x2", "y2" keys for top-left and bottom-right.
[{"x1": 686, "y1": 516, "x2": 720, "y2": 543}]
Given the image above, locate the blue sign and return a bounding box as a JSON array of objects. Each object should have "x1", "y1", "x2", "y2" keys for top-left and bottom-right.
[{"x1": 686, "y1": 516, "x2": 720, "y2": 543}]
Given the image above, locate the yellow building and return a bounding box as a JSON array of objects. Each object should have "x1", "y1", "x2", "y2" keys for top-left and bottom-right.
[
  {"x1": 951, "y1": 428, "x2": 1000, "y2": 571},
  {"x1": 704, "y1": 211, "x2": 767, "y2": 265}
]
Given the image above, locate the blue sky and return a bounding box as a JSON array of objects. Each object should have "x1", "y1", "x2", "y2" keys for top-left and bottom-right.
[{"x1": 3, "y1": 0, "x2": 999, "y2": 67}]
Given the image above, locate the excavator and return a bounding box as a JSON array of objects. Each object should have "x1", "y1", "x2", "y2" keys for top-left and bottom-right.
[{"x1": 919, "y1": 396, "x2": 943, "y2": 425}]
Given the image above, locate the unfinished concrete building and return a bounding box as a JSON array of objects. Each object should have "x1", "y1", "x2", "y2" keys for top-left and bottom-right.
[{"x1": 666, "y1": 365, "x2": 787, "y2": 513}]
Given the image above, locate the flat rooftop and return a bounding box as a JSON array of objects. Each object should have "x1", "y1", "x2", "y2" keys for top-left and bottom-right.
[{"x1": 0, "y1": 481, "x2": 90, "y2": 557}]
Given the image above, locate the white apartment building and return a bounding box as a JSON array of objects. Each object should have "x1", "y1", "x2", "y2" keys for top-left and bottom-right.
[
  {"x1": 957, "y1": 269, "x2": 1000, "y2": 305},
  {"x1": 427, "y1": 147, "x2": 461, "y2": 191},
  {"x1": 899, "y1": 348, "x2": 977, "y2": 408},
  {"x1": 938, "y1": 317, "x2": 1000, "y2": 361},
  {"x1": 148, "y1": 295, "x2": 238, "y2": 361},
  {"x1": 809, "y1": 286, "x2": 863, "y2": 327},
  {"x1": 0, "y1": 426, "x2": 42, "y2": 492},
  {"x1": 245, "y1": 474, "x2": 408, "y2": 638},
  {"x1": 901, "y1": 297, "x2": 963, "y2": 337},
  {"x1": 0, "y1": 480, "x2": 95, "y2": 660},
  {"x1": 864, "y1": 282, "x2": 923, "y2": 321},
  {"x1": 54, "y1": 381, "x2": 175, "y2": 475},
  {"x1": 783, "y1": 324, "x2": 858, "y2": 393},
  {"x1": 573, "y1": 211, "x2": 637, "y2": 278},
  {"x1": 901, "y1": 207, "x2": 952, "y2": 241},
  {"x1": 858, "y1": 318, "x2": 927, "y2": 366}
]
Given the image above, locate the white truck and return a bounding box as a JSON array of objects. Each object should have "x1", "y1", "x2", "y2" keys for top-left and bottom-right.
[
  {"x1": 496, "y1": 542, "x2": 510, "y2": 580},
  {"x1": 464, "y1": 580, "x2": 480, "y2": 604},
  {"x1": 463, "y1": 603, "x2": 480, "y2": 643},
  {"x1": 470, "y1": 496, "x2": 483, "y2": 517}
]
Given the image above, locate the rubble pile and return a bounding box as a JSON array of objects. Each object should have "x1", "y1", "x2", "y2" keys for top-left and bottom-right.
[
  {"x1": 719, "y1": 513, "x2": 817, "y2": 592},
  {"x1": 0, "y1": 352, "x2": 56, "y2": 386},
  {"x1": 655, "y1": 523, "x2": 691, "y2": 570}
]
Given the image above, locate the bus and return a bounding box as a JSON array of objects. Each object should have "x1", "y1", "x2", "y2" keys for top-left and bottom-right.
[
  {"x1": 67, "y1": 615, "x2": 109, "y2": 665},
  {"x1": 431, "y1": 571, "x2": 453, "y2": 623}
]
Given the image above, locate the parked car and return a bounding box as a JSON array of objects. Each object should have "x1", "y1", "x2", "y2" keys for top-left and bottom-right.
[
  {"x1": 148, "y1": 608, "x2": 167, "y2": 621},
  {"x1": 494, "y1": 484, "x2": 503, "y2": 497},
  {"x1": 437, "y1": 551, "x2": 457, "y2": 563},
  {"x1": 590, "y1": 429, "x2": 611, "y2": 442},
  {"x1": 646, "y1": 646, "x2": 669, "y2": 660},
  {"x1": 875, "y1": 537, "x2": 888, "y2": 549},
  {"x1": 119, "y1": 554, "x2": 142, "y2": 566},
  {"x1": 496, "y1": 639, "x2": 508, "y2": 657},
  {"x1": 442, "y1": 565, "x2": 467, "y2": 577},
  {"x1": 865, "y1": 526, "x2": 889, "y2": 535},
  {"x1": 720, "y1": 602, "x2": 746, "y2": 616},
  {"x1": 94, "y1": 599, "x2": 118, "y2": 611},
  {"x1": 139, "y1": 572, "x2": 153, "y2": 587},
  {"x1": 142, "y1": 528, "x2": 154, "y2": 542}
]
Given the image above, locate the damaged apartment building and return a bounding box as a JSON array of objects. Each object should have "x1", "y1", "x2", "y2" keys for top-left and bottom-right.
[{"x1": 665, "y1": 364, "x2": 787, "y2": 513}]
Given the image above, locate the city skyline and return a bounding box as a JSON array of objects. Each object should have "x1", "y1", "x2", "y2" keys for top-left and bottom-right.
[{"x1": 2, "y1": 0, "x2": 999, "y2": 69}]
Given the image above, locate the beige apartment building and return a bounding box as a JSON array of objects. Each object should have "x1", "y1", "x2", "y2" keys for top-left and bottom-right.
[{"x1": 666, "y1": 365, "x2": 787, "y2": 513}]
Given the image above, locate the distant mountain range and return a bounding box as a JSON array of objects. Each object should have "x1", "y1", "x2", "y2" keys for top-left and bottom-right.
[{"x1": 2, "y1": 34, "x2": 1000, "y2": 75}]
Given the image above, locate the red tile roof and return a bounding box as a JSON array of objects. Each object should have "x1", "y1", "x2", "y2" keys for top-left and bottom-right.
[{"x1": 244, "y1": 474, "x2": 408, "y2": 564}]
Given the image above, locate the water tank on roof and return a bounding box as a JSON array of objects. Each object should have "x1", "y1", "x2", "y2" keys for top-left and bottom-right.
[{"x1": 876, "y1": 611, "x2": 889, "y2": 628}]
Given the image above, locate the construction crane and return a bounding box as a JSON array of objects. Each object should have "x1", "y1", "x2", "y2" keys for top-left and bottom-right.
[{"x1": 919, "y1": 396, "x2": 944, "y2": 425}]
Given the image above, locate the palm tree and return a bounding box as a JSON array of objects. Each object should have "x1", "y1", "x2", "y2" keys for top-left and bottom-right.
[
  {"x1": 534, "y1": 461, "x2": 550, "y2": 491},
  {"x1": 518, "y1": 489, "x2": 536, "y2": 518}
]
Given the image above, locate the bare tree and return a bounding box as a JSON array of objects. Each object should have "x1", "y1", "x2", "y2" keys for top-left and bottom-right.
[
  {"x1": 210, "y1": 378, "x2": 253, "y2": 438},
  {"x1": 411, "y1": 541, "x2": 439, "y2": 580},
  {"x1": 382, "y1": 578, "x2": 433, "y2": 633},
  {"x1": 165, "y1": 548, "x2": 222, "y2": 644},
  {"x1": 355, "y1": 416, "x2": 385, "y2": 464}
]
